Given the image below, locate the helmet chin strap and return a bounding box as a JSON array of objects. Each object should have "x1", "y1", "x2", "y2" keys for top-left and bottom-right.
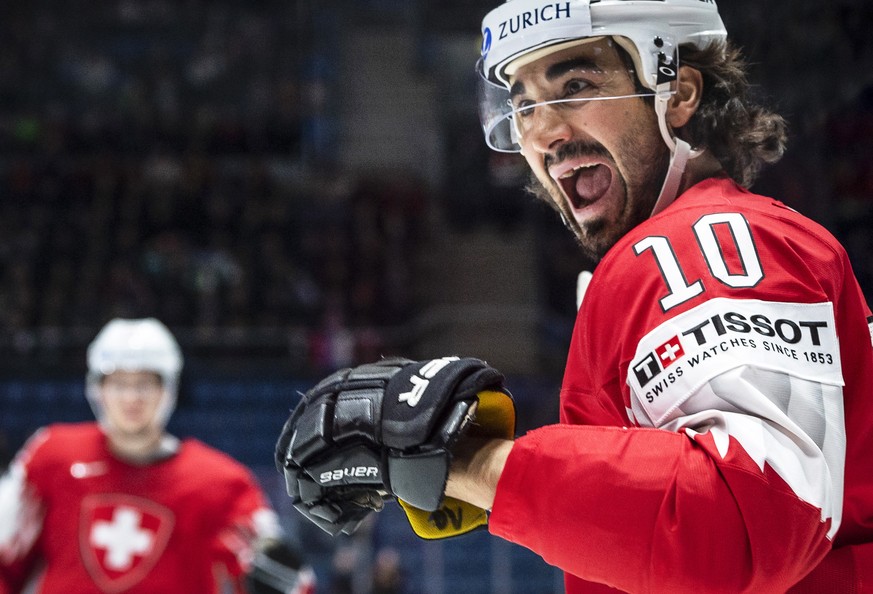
[{"x1": 649, "y1": 90, "x2": 702, "y2": 217}]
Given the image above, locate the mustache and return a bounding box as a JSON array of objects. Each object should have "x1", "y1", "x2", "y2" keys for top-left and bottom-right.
[{"x1": 544, "y1": 140, "x2": 612, "y2": 170}]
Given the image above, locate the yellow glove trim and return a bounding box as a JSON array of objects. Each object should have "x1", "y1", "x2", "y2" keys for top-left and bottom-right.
[
  {"x1": 471, "y1": 389, "x2": 516, "y2": 440},
  {"x1": 398, "y1": 497, "x2": 489, "y2": 539}
]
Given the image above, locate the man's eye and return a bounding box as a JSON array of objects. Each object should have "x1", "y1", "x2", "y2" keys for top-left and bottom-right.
[
  {"x1": 565, "y1": 79, "x2": 591, "y2": 96},
  {"x1": 513, "y1": 100, "x2": 536, "y2": 118}
]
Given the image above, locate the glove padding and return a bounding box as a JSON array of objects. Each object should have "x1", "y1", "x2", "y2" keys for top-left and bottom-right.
[{"x1": 275, "y1": 357, "x2": 515, "y2": 539}]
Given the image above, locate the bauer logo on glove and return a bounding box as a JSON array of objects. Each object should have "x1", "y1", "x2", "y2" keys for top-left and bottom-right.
[
  {"x1": 275, "y1": 356, "x2": 515, "y2": 539},
  {"x1": 318, "y1": 465, "x2": 379, "y2": 484}
]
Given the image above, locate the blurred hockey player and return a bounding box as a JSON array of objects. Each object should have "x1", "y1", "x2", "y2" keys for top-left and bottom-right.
[{"x1": 0, "y1": 318, "x2": 315, "y2": 594}]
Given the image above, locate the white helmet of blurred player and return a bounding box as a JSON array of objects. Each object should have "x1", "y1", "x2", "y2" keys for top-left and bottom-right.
[
  {"x1": 478, "y1": 0, "x2": 727, "y2": 213},
  {"x1": 86, "y1": 318, "x2": 184, "y2": 431}
]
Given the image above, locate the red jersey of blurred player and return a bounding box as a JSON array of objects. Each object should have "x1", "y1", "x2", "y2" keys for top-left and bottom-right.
[{"x1": 0, "y1": 318, "x2": 314, "y2": 594}]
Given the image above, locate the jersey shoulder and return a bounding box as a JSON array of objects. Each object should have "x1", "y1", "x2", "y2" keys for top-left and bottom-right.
[
  {"x1": 12, "y1": 422, "x2": 104, "y2": 493},
  {"x1": 171, "y1": 439, "x2": 271, "y2": 514},
  {"x1": 175, "y1": 438, "x2": 257, "y2": 482},
  {"x1": 628, "y1": 178, "x2": 843, "y2": 257},
  {"x1": 575, "y1": 177, "x2": 850, "y2": 370},
  {"x1": 597, "y1": 177, "x2": 848, "y2": 303},
  {"x1": 18, "y1": 422, "x2": 103, "y2": 467}
]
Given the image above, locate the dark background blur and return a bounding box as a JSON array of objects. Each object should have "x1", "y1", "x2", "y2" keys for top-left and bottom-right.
[{"x1": 1, "y1": 1, "x2": 871, "y2": 592}]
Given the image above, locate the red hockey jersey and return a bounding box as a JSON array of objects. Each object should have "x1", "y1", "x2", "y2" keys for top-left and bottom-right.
[
  {"x1": 489, "y1": 177, "x2": 873, "y2": 592},
  {"x1": 0, "y1": 423, "x2": 280, "y2": 594}
]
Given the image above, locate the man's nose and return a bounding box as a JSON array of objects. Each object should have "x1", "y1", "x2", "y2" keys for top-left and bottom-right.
[{"x1": 520, "y1": 104, "x2": 574, "y2": 154}]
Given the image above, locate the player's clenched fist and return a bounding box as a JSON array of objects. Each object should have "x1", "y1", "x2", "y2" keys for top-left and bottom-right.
[{"x1": 275, "y1": 357, "x2": 515, "y2": 539}]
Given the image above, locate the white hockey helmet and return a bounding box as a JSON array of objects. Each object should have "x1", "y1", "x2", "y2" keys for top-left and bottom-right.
[
  {"x1": 480, "y1": 0, "x2": 726, "y2": 89},
  {"x1": 86, "y1": 318, "x2": 184, "y2": 430}
]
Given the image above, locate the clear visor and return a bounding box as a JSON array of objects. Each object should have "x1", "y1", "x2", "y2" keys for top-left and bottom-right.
[{"x1": 476, "y1": 58, "x2": 672, "y2": 153}]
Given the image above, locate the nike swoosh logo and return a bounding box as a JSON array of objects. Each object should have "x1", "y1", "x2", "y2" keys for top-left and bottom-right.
[{"x1": 70, "y1": 462, "x2": 108, "y2": 478}]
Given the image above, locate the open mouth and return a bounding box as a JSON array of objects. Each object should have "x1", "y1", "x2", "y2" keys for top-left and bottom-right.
[{"x1": 554, "y1": 163, "x2": 613, "y2": 210}]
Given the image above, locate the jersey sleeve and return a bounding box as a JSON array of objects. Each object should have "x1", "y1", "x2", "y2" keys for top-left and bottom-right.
[
  {"x1": 489, "y1": 190, "x2": 871, "y2": 592},
  {"x1": 490, "y1": 421, "x2": 833, "y2": 592},
  {"x1": 0, "y1": 430, "x2": 50, "y2": 593}
]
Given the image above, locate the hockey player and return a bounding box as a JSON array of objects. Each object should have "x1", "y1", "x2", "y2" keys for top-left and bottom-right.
[
  {"x1": 0, "y1": 318, "x2": 315, "y2": 594},
  {"x1": 274, "y1": 0, "x2": 873, "y2": 592}
]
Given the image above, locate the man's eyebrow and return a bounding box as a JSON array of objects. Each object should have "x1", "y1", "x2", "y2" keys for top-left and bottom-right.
[
  {"x1": 509, "y1": 56, "x2": 600, "y2": 99},
  {"x1": 547, "y1": 56, "x2": 599, "y2": 81}
]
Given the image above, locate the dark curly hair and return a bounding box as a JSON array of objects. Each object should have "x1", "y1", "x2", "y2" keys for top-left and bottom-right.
[{"x1": 677, "y1": 41, "x2": 788, "y2": 188}]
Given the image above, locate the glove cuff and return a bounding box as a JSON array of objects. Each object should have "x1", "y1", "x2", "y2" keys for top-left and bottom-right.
[
  {"x1": 386, "y1": 396, "x2": 478, "y2": 511},
  {"x1": 398, "y1": 497, "x2": 489, "y2": 539},
  {"x1": 396, "y1": 388, "x2": 516, "y2": 539},
  {"x1": 387, "y1": 387, "x2": 515, "y2": 511}
]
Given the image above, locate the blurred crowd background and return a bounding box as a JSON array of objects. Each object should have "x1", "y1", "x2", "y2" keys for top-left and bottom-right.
[{"x1": 1, "y1": 0, "x2": 871, "y2": 592}]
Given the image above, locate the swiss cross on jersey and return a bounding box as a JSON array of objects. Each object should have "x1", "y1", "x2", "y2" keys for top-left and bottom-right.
[
  {"x1": 632, "y1": 335, "x2": 684, "y2": 387},
  {"x1": 656, "y1": 336, "x2": 684, "y2": 368},
  {"x1": 79, "y1": 494, "x2": 174, "y2": 593}
]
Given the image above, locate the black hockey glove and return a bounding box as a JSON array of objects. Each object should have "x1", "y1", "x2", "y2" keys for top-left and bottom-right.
[
  {"x1": 275, "y1": 357, "x2": 515, "y2": 539},
  {"x1": 245, "y1": 538, "x2": 315, "y2": 594}
]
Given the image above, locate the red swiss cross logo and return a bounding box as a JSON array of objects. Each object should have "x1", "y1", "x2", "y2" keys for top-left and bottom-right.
[
  {"x1": 655, "y1": 336, "x2": 684, "y2": 368},
  {"x1": 79, "y1": 494, "x2": 174, "y2": 593}
]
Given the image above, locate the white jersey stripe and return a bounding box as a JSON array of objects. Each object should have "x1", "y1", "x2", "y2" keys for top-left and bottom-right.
[{"x1": 647, "y1": 367, "x2": 846, "y2": 539}]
